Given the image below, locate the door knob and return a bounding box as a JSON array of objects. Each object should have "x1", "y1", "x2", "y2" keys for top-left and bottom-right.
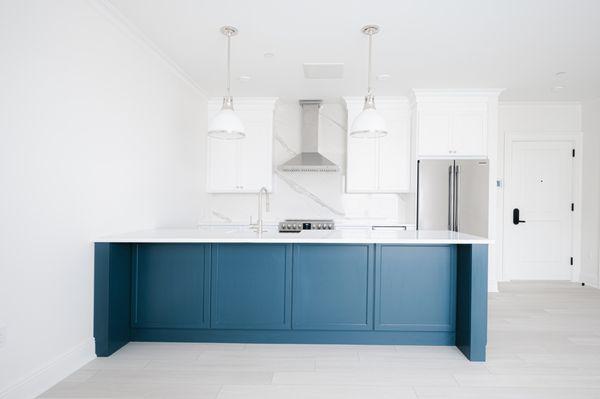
[{"x1": 513, "y1": 208, "x2": 526, "y2": 225}]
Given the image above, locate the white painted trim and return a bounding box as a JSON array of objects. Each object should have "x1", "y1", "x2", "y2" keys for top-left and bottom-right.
[
  {"x1": 88, "y1": 0, "x2": 208, "y2": 96},
  {"x1": 499, "y1": 101, "x2": 582, "y2": 108},
  {"x1": 343, "y1": 96, "x2": 410, "y2": 108},
  {"x1": 486, "y1": 97, "x2": 500, "y2": 293},
  {"x1": 411, "y1": 89, "x2": 504, "y2": 104},
  {"x1": 580, "y1": 273, "x2": 599, "y2": 289},
  {"x1": 0, "y1": 338, "x2": 95, "y2": 399},
  {"x1": 208, "y1": 97, "x2": 279, "y2": 111},
  {"x1": 501, "y1": 131, "x2": 583, "y2": 282}
]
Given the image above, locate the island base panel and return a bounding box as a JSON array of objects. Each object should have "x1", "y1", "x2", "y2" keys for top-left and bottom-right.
[
  {"x1": 456, "y1": 244, "x2": 488, "y2": 361},
  {"x1": 94, "y1": 242, "x2": 487, "y2": 361}
]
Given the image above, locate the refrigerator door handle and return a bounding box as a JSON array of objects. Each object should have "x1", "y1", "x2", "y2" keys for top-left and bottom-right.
[
  {"x1": 448, "y1": 165, "x2": 454, "y2": 230},
  {"x1": 454, "y1": 165, "x2": 460, "y2": 231}
]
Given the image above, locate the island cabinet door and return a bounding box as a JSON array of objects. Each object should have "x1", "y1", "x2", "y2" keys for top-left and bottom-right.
[
  {"x1": 132, "y1": 244, "x2": 210, "y2": 329},
  {"x1": 210, "y1": 244, "x2": 292, "y2": 330},
  {"x1": 292, "y1": 244, "x2": 374, "y2": 330},
  {"x1": 375, "y1": 245, "x2": 456, "y2": 331}
]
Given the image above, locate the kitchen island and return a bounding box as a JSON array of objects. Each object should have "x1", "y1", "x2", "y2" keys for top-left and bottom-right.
[{"x1": 94, "y1": 229, "x2": 489, "y2": 361}]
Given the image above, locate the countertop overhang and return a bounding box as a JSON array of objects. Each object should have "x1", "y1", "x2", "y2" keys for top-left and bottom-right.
[{"x1": 94, "y1": 228, "x2": 490, "y2": 244}]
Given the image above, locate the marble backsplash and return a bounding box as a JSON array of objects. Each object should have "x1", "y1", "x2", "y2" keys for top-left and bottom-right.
[{"x1": 199, "y1": 98, "x2": 414, "y2": 226}]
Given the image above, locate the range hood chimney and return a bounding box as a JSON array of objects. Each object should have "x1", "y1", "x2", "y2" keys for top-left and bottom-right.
[{"x1": 279, "y1": 100, "x2": 340, "y2": 172}]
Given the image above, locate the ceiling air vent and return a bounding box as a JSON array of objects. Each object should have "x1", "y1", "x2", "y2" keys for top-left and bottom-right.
[{"x1": 303, "y1": 63, "x2": 344, "y2": 79}]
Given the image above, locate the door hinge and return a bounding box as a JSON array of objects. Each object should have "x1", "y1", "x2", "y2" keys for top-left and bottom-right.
[
  {"x1": 570, "y1": 257, "x2": 574, "y2": 266},
  {"x1": 571, "y1": 203, "x2": 575, "y2": 211},
  {"x1": 572, "y1": 149, "x2": 575, "y2": 157}
]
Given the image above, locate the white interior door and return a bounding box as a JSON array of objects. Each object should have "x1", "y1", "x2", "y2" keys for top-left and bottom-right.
[{"x1": 504, "y1": 140, "x2": 574, "y2": 280}]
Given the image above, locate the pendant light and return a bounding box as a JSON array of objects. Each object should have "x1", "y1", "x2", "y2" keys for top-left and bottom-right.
[
  {"x1": 208, "y1": 26, "x2": 245, "y2": 140},
  {"x1": 349, "y1": 25, "x2": 387, "y2": 139}
]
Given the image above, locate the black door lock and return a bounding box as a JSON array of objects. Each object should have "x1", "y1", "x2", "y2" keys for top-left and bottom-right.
[{"x1": 513, "y1": 208, "x2": 526, "y2": 225}]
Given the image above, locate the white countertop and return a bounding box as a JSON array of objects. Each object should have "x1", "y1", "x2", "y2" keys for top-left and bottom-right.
[{"x1": 95, "y1": 228, "x2": 489, "y2": 244}]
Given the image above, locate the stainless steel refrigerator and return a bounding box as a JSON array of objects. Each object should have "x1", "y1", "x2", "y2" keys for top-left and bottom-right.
[{"x1": 416, "y1": 159, "x2": 489, "y2": 237}]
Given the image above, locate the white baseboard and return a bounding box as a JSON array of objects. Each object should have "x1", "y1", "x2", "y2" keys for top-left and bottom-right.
[
  {"x1": 488, "y1": 280, "x2": 499, "y2": 293},
  {"x1": 580, "y1": 272, "x2": 599, "y2": 289},
  {"x1": 0, "y1": 338, "x2": 96, "y2": 399}
]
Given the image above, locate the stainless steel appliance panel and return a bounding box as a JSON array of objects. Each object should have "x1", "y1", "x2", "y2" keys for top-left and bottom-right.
[
  {"x1": 455, "y1": 160, "x2": 489, "y2": 237},
  {"x1": 417, "y1": 159, "x2": 489, "y2": 237},
  {"x1": 417, "y1": 160, "x2": 454, "y2": 231}
]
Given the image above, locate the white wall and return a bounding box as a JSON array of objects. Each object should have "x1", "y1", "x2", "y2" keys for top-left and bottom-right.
[
  {"x1": 581, "y1": 98, "x2": 600, "y2": 287},
  {"x1": 0, "y1": 1, "x2": 207, "y2": 397},
  {"x1": 201, "y1": 99, "x2": 412, "y2": 225},
  {"x1": 497, "y1": 102, "x2": 583, "y2": 284}
]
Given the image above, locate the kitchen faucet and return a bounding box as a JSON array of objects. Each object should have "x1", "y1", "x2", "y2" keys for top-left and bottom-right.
[{"x1": 252, "y1": 186, "x2": 270, "y2": 233}]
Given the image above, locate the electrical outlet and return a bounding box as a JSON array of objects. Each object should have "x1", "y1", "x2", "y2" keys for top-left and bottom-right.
[{"x1": 0, "y1": 325, "x2": 7, "y2": 348}]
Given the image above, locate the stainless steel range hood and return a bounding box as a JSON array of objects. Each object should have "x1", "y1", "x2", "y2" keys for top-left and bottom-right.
[{"x1": 278, "y1": 100, "x2": 340, "y2": 172}]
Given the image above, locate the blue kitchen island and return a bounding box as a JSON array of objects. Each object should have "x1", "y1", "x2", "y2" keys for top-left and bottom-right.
[{"x1": 94, "y1": 229, "x2": 489, "y2": 361}]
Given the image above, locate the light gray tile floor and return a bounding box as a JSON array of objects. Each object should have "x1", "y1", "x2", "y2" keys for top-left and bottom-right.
[{"x1": 39, "y1": 282, "x2": 600, "y2": 398}]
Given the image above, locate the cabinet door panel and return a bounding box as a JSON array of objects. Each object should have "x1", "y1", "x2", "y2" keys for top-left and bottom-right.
[
  {"x1": 378, "y1": 112, "x2": 411, "y2": 192},
  {"x1": 417, "y1": 112, "x2": 452, "y2": 157},
  {"x1": 452, "y1": 111, "x2": 487, "y2": 157},
  {"x1": 238, "y1": 119, "x2": 273, "y2": 192},
  {"x1": 346, "y1": 138, "x2": 378, "y2": 192},
  {"x1": 132, "y1": 244, "x2": 210, "y2": 329},
  {"x1": 292, "y1": 244, "x2": 374, "y2": 330},
  {"x1": 375, "y1": 245, "x2": 456, "y2": 331},
  {"x1": 207, "y1": 138, "x2": 239, "y2": 192},
  {"x1": 211, "y1": 244, "x2": 291, "y2": 329}
]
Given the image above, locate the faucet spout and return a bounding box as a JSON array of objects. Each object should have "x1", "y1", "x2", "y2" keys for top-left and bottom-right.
[{"x1": 254, "y1": 187, "x2": 270, "y2": 233}]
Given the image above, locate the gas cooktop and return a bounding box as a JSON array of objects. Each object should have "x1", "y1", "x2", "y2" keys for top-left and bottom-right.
[{"x1": 278, "y1": 219, "x2": 335, "y2": 233}]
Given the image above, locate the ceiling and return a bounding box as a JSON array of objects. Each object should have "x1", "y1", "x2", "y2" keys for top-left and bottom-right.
[{"x1": 107, "y1": 0, "x2": 600, "y2": 101}]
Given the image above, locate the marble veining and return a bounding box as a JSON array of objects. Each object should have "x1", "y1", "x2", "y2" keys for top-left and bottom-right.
[
  {"x1": 274, "y1": 171, "x2": 345, "y2": 216},
  {"x1": 211, "y1": 211, "x2": 233, "y2": 223}
]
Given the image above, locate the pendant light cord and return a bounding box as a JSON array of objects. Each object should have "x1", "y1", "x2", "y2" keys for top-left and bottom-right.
[
  {"x1": 367, "y1": 32, "x2": 373, "y2": 96},
  {"x1": 226, "y1": 32, "x2": 231, "y2": 98}
]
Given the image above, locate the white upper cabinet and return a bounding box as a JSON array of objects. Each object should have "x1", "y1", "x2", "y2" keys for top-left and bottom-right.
[
  {"x1": 206, "y1": 98, "x2": 277, "y2": 193},
  {"x1": 413, "y1": 90, "x2": 500, "y2": 159},
  {"x1": 345, "y1": 97, "x2": 411, "y2": 193}
]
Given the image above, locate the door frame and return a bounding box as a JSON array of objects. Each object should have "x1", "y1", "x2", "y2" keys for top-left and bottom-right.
[{"x1": 501, "y1": 132, "x2": 583, "y2": 282}]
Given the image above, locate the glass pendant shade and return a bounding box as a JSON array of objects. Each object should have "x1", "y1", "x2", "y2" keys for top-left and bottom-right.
[{"x1": 208, "y1": 97, "x2": 245, "y2": 139}]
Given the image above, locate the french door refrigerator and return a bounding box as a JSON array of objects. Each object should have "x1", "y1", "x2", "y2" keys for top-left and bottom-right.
[{"x1": 416, "y1": 159, "x2": 489, "y2": 237}]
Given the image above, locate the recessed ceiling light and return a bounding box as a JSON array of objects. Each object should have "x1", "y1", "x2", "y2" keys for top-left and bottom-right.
[
  {"x1": 238, "y1": 75, "x2": 251, "y2": 82},
  {"x1": 376, "y1": 74, "x2": 391, "y2": 81},
  {"x1": 551, "y1": 85, "x2": 565, "y2": 92},
  {"x1": 263, "y1": 52, "x2": 275, "y2": 58}
]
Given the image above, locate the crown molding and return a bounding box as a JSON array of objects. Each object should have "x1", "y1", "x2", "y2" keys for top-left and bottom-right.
[
  {"x1": 88, "y1": 0, "x2": 208, "y2": 97},
  {"x1": 342, "y1": 96, "x2": 409, "y2": 107},
  {"x1": 411, "y1": 89, "x2": 505, "y2": 104},
  {"x1": 499, "y1": 101, "x2": 582, "y2": 107},
  {"x1": 208, "y1": 97, "x2": 279, "y2": 111}
]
